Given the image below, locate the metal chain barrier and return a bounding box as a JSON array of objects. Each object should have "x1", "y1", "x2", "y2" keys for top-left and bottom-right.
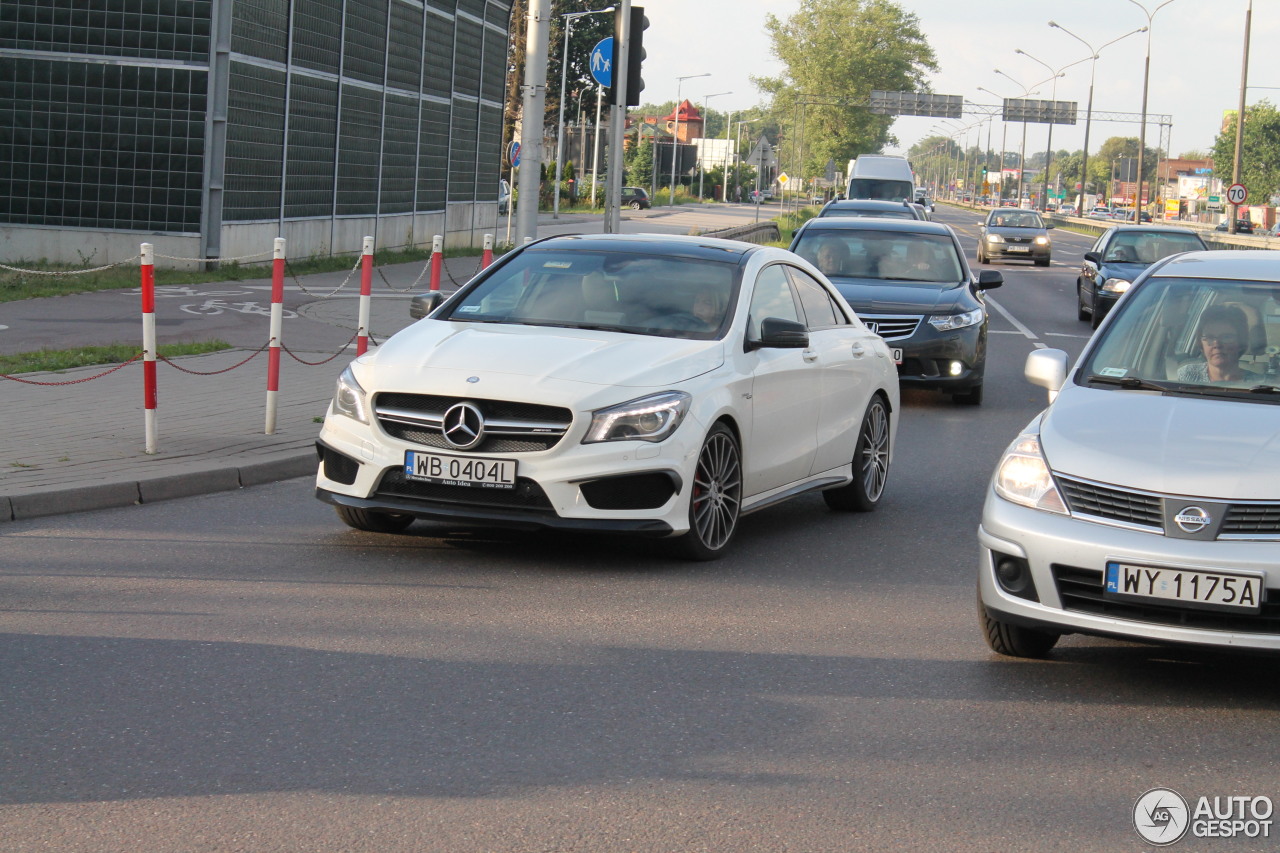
[
  {"x1": 153, "y1": 249, "x2": 272, "y2": 264},
  {"x1": 443, "y1": 254, "x2": 486, "y2": 288},
  {"x1": 378, "y1": 263, "x2": 422, "y2": 293},
  {"x1": 0, "y1": 255, "x2": 141, "y2": 276},
  {"x1": 157, "y1": 341, "x2": 270, "y2": 375},
  {"x1": 282, "y1": 331, "x2": 360, "y2": 365},
  {"x1": 286, "y1": 255, "x2": 362, "y2": 299},
  {"x1": 0, "y1": 353, "x2": 143, "y2": 385}
]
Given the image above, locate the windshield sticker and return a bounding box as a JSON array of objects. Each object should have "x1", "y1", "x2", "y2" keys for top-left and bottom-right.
[
  {"x1": 543, "y1": 261, "x2": 573, "y2": 269},
  {"x1": 1098, "y1": 367, "x2": 1128, "y2": 377},
  {"x1": 457, "y1": 305, "x2": 481, "y2": 313}
]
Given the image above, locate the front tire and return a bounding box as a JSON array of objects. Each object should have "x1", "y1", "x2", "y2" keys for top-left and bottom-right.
[
  {"x1": 674, "y1": 423, "x2": 742, "y2": 560},
  {"x1": 1035, "y1": 256, "x2": 1051, "y2": 267},
  {"x1": 980, "y1": 599, "x2": 1059, "y2": 658},
  {"x1": 824, "y1": 396, "x2": 890, "y2": 512},
  {"x1": 630, "y1": 201, "x2": 642, "y2": 210},
  {"x1": 1076, "y1": 282, "x2": 1090, "y2": 321},
  {"x1": 335, "y1": 504, "x2": 414, "y2": 533}
]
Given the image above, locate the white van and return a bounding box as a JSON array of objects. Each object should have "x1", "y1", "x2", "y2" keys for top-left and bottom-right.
[{"x1": 846, "y1": 155, "x2": 915, "y2": 203}]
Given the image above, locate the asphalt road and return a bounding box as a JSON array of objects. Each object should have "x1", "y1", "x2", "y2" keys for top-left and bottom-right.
[{"x1": 4, "y1": 206, "x2": 1278, "y2": 852}]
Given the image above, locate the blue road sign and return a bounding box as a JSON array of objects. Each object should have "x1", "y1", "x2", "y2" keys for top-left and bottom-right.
[
  {"x1": 590, "y1": 37, "x2": 613, "y2": 89},
  {"x1": 508, "y1": 140, "x2": 520, "y2": 168}
]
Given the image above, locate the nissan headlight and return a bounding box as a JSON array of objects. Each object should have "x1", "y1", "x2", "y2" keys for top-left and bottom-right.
[
  {"x1": 332, "y1": 365, "x2": 370, "y2": 424},
  {"x1": 928, "y1": 308, "x2": 984, "y2": 331},
  {"x1": 993, "y1": 432, "x2": 1067, "y2": 514},
  {"x1": 584, "y1": 391, "x2": 690, "y2": 444},
  {"x1": 1101, "y1": 277, "x2": 1131, "y2": 294},
  {"x1": 985, "y1": 233, "x2": 1005, "y2": 243}
]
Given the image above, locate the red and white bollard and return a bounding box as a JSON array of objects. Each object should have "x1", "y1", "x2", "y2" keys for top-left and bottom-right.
[
  {"x1": 265, "y1": 236, "x2": 286, "y2": 434},
  {"x1": 356, "y1": 235, "x2": 374, "y2": 356},
  {"x1": 429, "y1": 234, "x2": 443, "y2": 291},
  {"x1": 140, "y1": 242, "x2": 158, "y2": 454},
  {"x1": 481, "y1": 233, "x2": 494, "y2": 269}
]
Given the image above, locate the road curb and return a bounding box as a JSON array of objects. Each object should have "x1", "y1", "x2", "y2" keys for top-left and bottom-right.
[{"x1": 2, "y1": 452, "x2": 317, "y2": 523}]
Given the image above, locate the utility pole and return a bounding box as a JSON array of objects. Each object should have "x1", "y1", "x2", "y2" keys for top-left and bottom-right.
[
  {"x1": 604, "y1": 0, "x2": 631, "y2": 233},
  {"x1": 1230, "y1": 0, "x2": 1252, "y2": 233},
  {"x1": 515, "y1": 0, "x2": 551, "y2": 246}
]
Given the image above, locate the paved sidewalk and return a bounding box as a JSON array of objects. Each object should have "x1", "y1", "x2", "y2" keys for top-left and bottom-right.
[{"x1": 0, "y1": 205, "x2": 772, "y2": 522}]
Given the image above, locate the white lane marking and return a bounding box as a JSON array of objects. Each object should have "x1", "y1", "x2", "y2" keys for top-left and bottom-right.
[
  {"x1": 987, "y1": 296, "x2": 1047, "y2": 349},
  {"x1": 1045, "y1": 331, "x2": 1091, "y2": 339}
]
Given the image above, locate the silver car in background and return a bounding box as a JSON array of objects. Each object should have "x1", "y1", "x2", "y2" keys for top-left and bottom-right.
[{"x1": 978, "y1": 251, "x2": 1280, "y2": 657}]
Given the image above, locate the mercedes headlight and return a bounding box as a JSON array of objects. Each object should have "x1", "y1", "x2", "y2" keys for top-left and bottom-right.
[
  {"x1": 993, "y1": 432, "x2": 1067, "y2": 514},
  {"x1": 332, "y1": 365, "x2": 370, "y2": 424},
  {"x1": 584, "y1": 391, "x2": 691, "y2": 444},
  {"x1": 1101, "y1": 277, "x2": 1131, "y2": 294},
  {"x1": 985, "y1": 233, "x2": 1005, "y2": 243},
  {"x1": 928, "y1": 308, "x2": 984, "y2": 331}
]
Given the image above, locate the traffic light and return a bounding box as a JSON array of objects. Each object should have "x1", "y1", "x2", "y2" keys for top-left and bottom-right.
[
  {"x1": 981, "y1": 165, "x2": 988, "y2": 177},
  {"x1": 608, "y1": 6, "x2": 647, "y2": 107}
]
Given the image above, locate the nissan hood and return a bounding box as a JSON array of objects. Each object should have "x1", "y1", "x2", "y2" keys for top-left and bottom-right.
[{"x1": 1040, "y1": 385, "x2": 1280, "y2": 500}]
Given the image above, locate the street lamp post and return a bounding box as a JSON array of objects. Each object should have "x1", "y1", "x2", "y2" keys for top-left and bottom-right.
[
  {"x1": 1017, "y1": 48, "x2": 1092, "y2": 211},
  {"x1": 993, "y1": 69, "x2": 1040, "y2": 205},
  {"x1": 734, "y1": 118, "x2": 755, "y2": 203},
  {"x1": 977, "y1": 87, "x2": 1015, "y2": 203},
  {"x1": 670, "y1": 73, "x2": 711, "y2": 206},
  {"x1": 697, "y1": 91, "x2": 732, "y2": 200},
  {"x1": 553, "y1": 7, "x2": 613, "y2": 219},
  {"x1": 1048, "y1": 22, "x2": 1147, "y2": 212},
  {"x1": 1123, "y1": 0, "x2": 1179, "y2": 223}
]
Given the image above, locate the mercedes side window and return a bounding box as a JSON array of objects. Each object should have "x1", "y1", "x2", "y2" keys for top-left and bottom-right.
[
  {"x1": 747, "y1": 264, "x2": 802, "y2": 342},
  {"x1": 786, "y1": 266, "x2": 846, "y2": 329}
]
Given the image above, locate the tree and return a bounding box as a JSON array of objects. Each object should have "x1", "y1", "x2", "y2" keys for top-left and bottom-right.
[
  {"x1": 754, "y1": 0, "x2": 937, "y2": 179},
  {"x1": 625, "y1": 129, "x2": 654, "y2": 189},
  {"x1": 1212, "y1": 101, "x2": 1280, "y2": 203},
  {"x1": 1090, "y1": 136, "x2": 1160, "y2": 190}
]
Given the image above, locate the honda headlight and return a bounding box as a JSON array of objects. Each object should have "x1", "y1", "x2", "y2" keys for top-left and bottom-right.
[
  {"x1": 584, "y1": 391, "x2": 691, "y2": 444},
  {"x1": 332, "y1": 365, "x2": 370, "y2": 424},
  {"x1": 985, "y1": 233, "x2": 1005, "y2": 243},
  {"x1": 993, "y1": 432, "x2": 1067, "y2": 514},
  {"x1": 929, "y1": 308, "x2": 984, "y2": 332},
  {"x1": 1101, "y1": 277, "x2": 1131, "y2": 294}
]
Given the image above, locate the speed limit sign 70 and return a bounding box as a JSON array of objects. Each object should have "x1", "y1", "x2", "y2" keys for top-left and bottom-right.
[{"x1": 1227, "y1": 183, "x2": 1248, "y2": 205}]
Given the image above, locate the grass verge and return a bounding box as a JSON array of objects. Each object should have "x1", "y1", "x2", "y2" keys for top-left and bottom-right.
[{"x1": 0, "y1": 340, "x2": 232, "y2": 375}]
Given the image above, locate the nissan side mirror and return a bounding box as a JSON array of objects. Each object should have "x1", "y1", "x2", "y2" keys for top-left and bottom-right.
[{"x1": 1026, "y1": 348, "x2": 1069, "y2": 403}]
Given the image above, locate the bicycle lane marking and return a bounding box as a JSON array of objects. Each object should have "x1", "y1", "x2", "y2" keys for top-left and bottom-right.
[{"x1": 986, "y1": 296, "x2": 1047, "y2": 349}]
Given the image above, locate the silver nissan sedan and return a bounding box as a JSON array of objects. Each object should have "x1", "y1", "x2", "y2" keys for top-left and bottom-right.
[{"x1": 978, "y1": 250, "x2": 1280, "y2": 657}]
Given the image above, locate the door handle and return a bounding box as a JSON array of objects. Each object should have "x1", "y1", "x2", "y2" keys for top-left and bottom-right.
[
  {"x1": 850, "y1": 342, "x2": 866, "y2": 358},
  {"x1": 802, "y1": 349, "x2": 819, "y2": 363}
]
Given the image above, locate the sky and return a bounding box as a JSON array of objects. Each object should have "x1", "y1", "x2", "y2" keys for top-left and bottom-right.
[{"x1": 627, "y1": 0, "x2": 1275, "y2": 160}]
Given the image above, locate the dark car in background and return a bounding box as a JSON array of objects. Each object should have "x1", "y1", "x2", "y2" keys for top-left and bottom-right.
[
  {"x1": 790, "y1": 217, "x2": 1003, "y2": 405},
  {"x1": 1216, "y1": 218, "x2": 1254, "y2": 234},
  {"x1": 818, "y1": 199, "x2": 925, "y2": 220},
  {"x1": 621, "y1": 187, "x2": 651, "y2": 209},
  {"x1": 1077, "y1": 225, "x2": 1207, "y2": 328},
  {"x1": 978, "y1": 208, "x2": 1053, "y2": 266}
]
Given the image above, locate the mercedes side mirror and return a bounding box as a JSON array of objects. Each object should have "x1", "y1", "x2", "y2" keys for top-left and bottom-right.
[{"x1": 409, "y1": 291, "x2": 445, "y2": 319}]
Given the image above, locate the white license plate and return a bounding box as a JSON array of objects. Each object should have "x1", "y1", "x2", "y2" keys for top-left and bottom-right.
[
  {"x1": 404, "y1": 451, "x2": 517, "y2": 489},
  {"x1": 1105, "y1": 562, "x2": 1263, "y2": 612},
  {"x1": 891, "y1": 348, "x2": 903, "y2": 364},
  {"x1": 1007, "y1": 246, "x2": 1030, "y2": 253}
]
